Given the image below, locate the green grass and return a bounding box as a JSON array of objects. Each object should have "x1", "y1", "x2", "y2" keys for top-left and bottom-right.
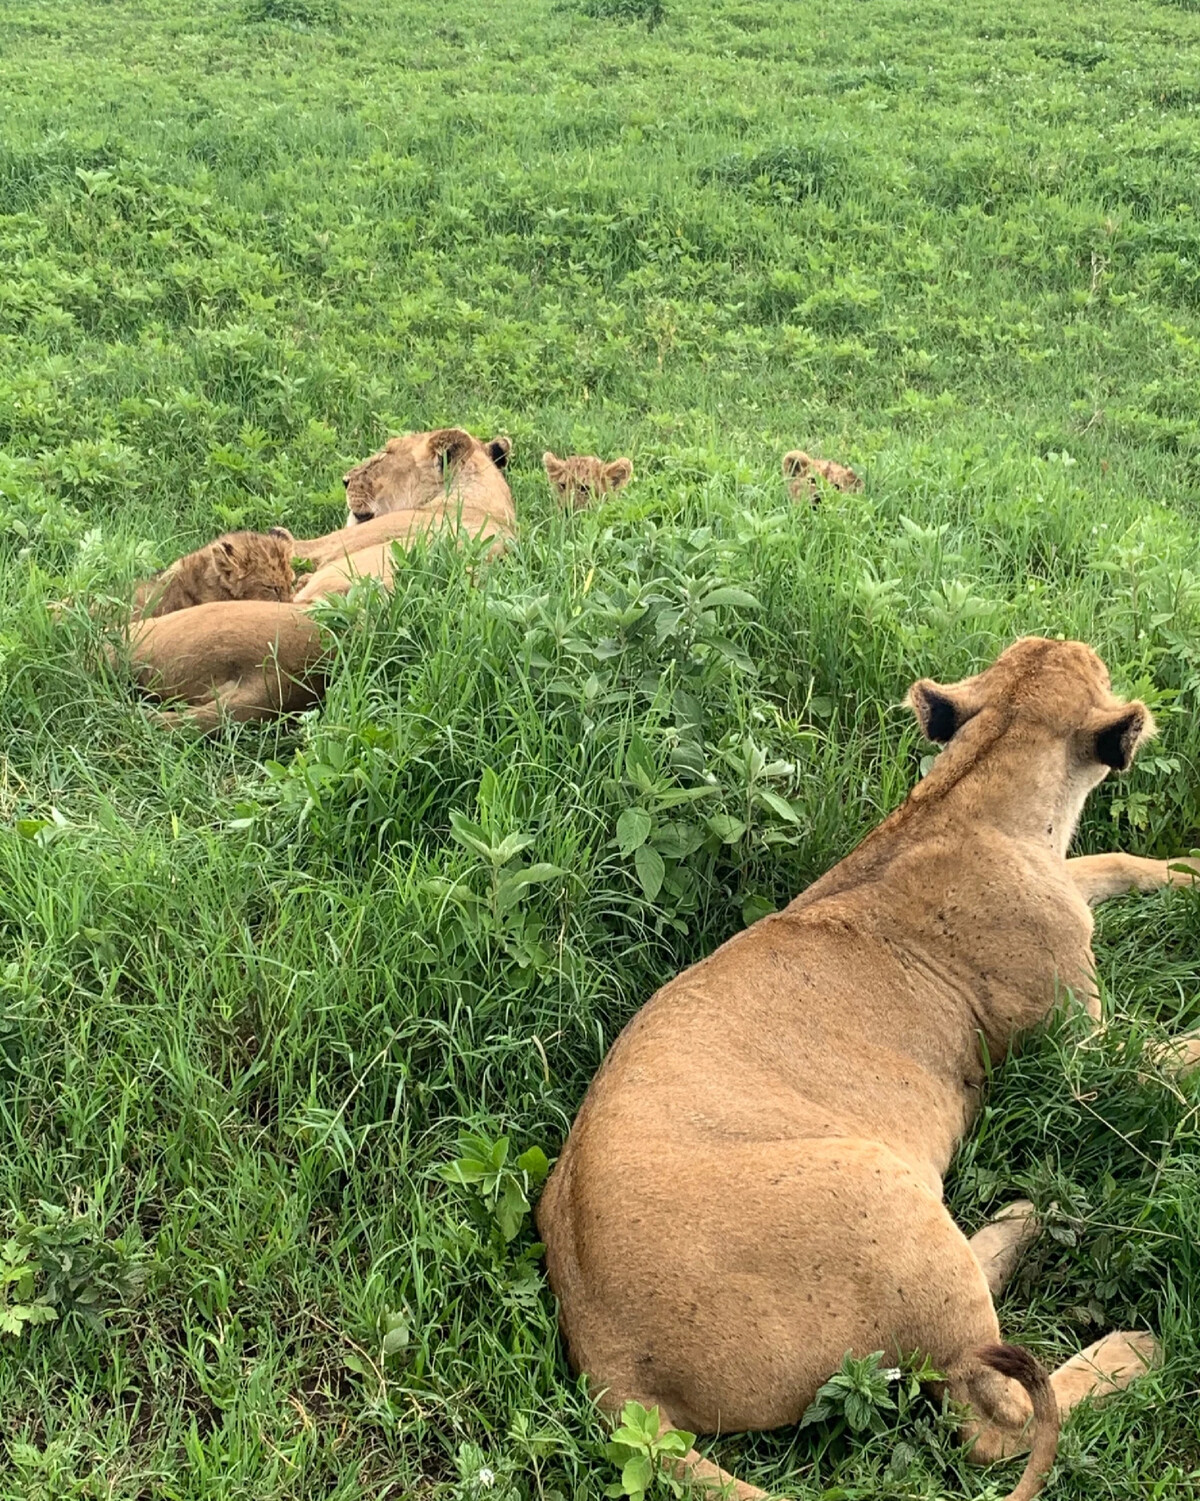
[{"x1": 2, "y1": 0, "x2": 1200, "y2": 1496}]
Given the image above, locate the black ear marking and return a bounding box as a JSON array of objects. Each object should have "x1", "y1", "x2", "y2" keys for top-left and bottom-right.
[
  {"x1": 920, "y1": 688, "x2": 960, "y2": 743},
  {"x1": 485, "y1": 437, "x2": 511, "y2": 471},
  {"x1": 1095, "y1": 707, "x2": 1146, "y2": 771},
  {"x1": 219, "y1": 539, "x2": 237, "y2": 558}
]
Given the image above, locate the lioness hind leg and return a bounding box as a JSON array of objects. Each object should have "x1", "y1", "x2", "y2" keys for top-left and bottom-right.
[
  {"x1": 669, "y1": 1445, "x2": 766, "y2": 1499},
  {"x1": 968, "y1": 1201, "x2": 1041, "y2": 1298},
  {"x1": 958, "y1": 1330, "x2": 1160, "y2": 1465},
  {"x1": 1144, "y1": 1032, "x2": 1200, "y2": 1082},
  {"x1": 148, "y1": 699, "x2": 224, "y2": 732},
  {"x1": 1067, "y1": 853, "x2": 1200, "y2": 908}
]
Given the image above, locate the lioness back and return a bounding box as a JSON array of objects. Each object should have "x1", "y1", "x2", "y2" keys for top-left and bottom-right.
[{"x1": 133, "y1": 530, "x2": 295, "y2": 619}]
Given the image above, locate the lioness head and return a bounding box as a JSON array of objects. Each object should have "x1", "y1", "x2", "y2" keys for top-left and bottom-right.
[
  {"x1": 907, "y1": 638, "x2": 1155, "y2": 808},
  {"x1": 543, "y1": 451, "x2": 634, "y2": 510},
  {"x1": 343, "y1": 428, "x2": 512, "y2": 525},
  {"x1": 782, "y1": 450, "x2": 862, "y2": 506}
]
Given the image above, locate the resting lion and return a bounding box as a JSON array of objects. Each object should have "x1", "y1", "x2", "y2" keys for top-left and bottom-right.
[
  {"x1": 538, "y1": 637, "x2": 1200, "y2": 1501},
  {"x1": 132, "y1": 529, "x2": 295, "y2": 619},
  {"x1": 121, "y1": 429, "x2": 512, "y2": 730},
  {"x1": 290, "y1": 427, "x2": 514, "y2": 604},
  {"x1": 122, "y1": 601, "x2": 329, "y2": 732},
  {"x1": 542, "y1": 450, "x2": 633, "y2": 510},
  {"x1": 782, "y1": 448, "x2": 862, "y2": 505}
]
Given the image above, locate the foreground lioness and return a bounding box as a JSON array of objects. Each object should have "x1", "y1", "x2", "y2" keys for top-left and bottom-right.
[
  {"x1": 290, "y1": 427, "x2": 514, "y2": 604},
  {"x1": 132, "y1": 529, "x2": 295, "y2": 619},
  {"x1": 542, "y1": 450, "x2": 634, "y2": 509},
  {"x1": 782, "y1": 449, "x2": 862, "y2": 505},
  {"x1": 538, "y1": 638, "x2": 1200, "y2": 1501}
]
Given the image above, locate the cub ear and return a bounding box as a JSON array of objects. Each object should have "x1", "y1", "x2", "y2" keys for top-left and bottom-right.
[
  {"x1": 906, "y1": 679, "x2": 979, "y2": 744},
  {"x1": 605, "y1": 457, "x2": 633, "y2": 490},
  {"x1": 485, "y1": 435, "x2": 511, "y2": 471},
  {"x1": 268, "y1": 526, "x2": 294, "y2": 542},
  {"x1": 782, "y1": 450, "x2": 810, "y2": 478},
  {"x1": 542, "y1": 450, "x2": 564, "y2": 476},
  {"x1": 219, "y1": 539, "x2": 237, "y2": 558},
  {"x1": 1093, "y1": 703, "x2": 1154, "y2": 771}
]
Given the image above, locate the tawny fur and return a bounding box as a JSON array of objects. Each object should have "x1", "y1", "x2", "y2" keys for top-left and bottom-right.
[
  {"x1": 290, "y1": 428, "x2": 514, "y2": 603},
  {"x1": 542, "y1": 450, "x2": 633, "y2": 510},
  {"x1": 116, "y1": 601, "x2": 329, "y2": 732},
  {"x1": 118, "y1": 431, "x2": 512, "y2": 731},
  {"x1": 131, "y1": 530, "x2": 295, "y2": 620},
  {"x1": 782, "y1": 449, "x2": 862, "y2": 506},
  {"x1": 538, "y1": 637, "x2": 1196, "y2": 1501}
]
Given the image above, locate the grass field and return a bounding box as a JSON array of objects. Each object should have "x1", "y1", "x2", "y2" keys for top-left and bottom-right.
[{"x1": 3, "y1": 0, "x2": 1200, "y2": 1495}]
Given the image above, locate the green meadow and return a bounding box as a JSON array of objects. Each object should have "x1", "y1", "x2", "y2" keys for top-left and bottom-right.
[{"x1": 2, "y1": 0, "x2": 1200, "y2": 1495}]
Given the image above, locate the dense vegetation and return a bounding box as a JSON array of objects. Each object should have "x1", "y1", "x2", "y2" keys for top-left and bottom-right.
[{"x1": 2, "y1": 0, "x2": 1200, "y2": 1496}]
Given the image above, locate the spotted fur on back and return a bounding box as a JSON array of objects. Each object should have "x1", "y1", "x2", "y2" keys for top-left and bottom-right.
[{"x1": 133, "y1": 529, "x2": 295, "y2": 620}]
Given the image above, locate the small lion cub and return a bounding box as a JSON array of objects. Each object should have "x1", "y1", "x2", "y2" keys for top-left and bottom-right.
[
  {"x1": 782, "y1": 450, "x2": 862, "y2": 506},
  {"x1": 133, "y1": 528, "x2": 295, "y2": 619},
  {"x1": 543, "y1": 451, "x2": 634, "y2": 510}
]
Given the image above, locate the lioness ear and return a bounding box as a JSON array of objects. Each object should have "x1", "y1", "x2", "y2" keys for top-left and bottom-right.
[
  {"x1": 219, "y1": 539, "x2": 237, "y2": 558},
  {"x1": 268, "y1": 526, "x2": 294, "y2": 542},
  {"x1": 485, "y1": 436, "x2": 511, "y2": 471},
  {"x1": 782, "y1": 450, "x2": 810, "y2": 479},
  {"x1": 1093, "y1": 703, "x2": 1154, "y2": 771},
  {"x1": 907, "y1": 679, "x2": 979, "y2": 744},
  {"x1": 432, "y1": 428, "x2": 475, "y2": 476},
  {"x1": 606, "y1": 457, "x2": 633, "y2": 490}
]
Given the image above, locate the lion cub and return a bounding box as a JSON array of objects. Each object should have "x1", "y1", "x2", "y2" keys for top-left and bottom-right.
[
  {"x1": 782, "y1": 449, "x2": 862, "y2": 506},
  {"x1": 543, "y1": 451, "x2": 634, "y2": 510},
  {"x1": 132, "y1": 529, "x2": 295, "y2": 620}
]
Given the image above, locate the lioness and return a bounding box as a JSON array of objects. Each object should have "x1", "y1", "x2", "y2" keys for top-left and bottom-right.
[
  {"x1": 291, "y1": 427, "x2": 514, "y2": 603},
  {"x1": 782, "y1": 449, "x2": 862, "y2": 505},
  {"x1": 120, "y1": 430, "x2": 512, "y2": 729},
  {"x1": 542, "y1": 450, "x2": 634, "y2": 510},
  {"x1": 538, "y1": 638, "x2": 1200, "y2": 1501},
  {"x1": 132, "y1": 529, "x2": 295, "y2": 619},
  {"x1": 123, "y1": 601, "x2": 329, "y2": 732}
]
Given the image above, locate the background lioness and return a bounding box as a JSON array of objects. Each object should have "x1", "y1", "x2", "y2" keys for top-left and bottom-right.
[
  {"x1": 290, "y1": 427, "x2": 514, "y2": 603},
  {"x1": 121, "y1": 430, "x2": 512, "y2": 729},
  {"x1": 538, "y1": 638, "x2": 1199, "y2": 1501},
  {"x1": 131, "y1": 529, "x2": 295, "y2": 619}
]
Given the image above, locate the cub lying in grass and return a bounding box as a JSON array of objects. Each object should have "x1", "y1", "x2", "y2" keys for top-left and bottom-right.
[
  {"x1": 539, "y1": 637, "x2": 1199, "y2": 1501},
  {"x1": 132, "y1": 529, "x2": 295, "y2": 619},
  {"x1": 782, "y1": 448, "x2": 862, "y2": 505},
  {"x1": 542, "y1": 450, "x2": 634, "y2": 509}
]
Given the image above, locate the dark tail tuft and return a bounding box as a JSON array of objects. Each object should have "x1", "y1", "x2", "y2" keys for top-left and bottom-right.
[{"x1": 978, "y1": 1342, "x2": 1060, "y2": 1501}]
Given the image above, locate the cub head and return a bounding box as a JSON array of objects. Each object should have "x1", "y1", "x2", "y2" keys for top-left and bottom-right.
[
  {"x1": 906, "y1": 637, "x2": 1155, "y2": 845},
  {"x1": 207, "y1": 529, "x2": 296, "y2": 602},
  {"x1": 343, "y1": 428, "x2": 512, "y2": 524},
  {"x1": 543, "y1": 451, "x2": 634, "y2": 510},
  {"x1": 782, "y1": 449, "x2": 862, "y2": 507}
]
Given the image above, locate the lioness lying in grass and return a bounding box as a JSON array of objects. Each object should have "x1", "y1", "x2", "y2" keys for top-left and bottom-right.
[
  {"x1": 538, "y1": 637, "x2": 1199, "y2": 1501},
  {"x1": 121, "y1": 428, "x2": 512, "y2": 729}
]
